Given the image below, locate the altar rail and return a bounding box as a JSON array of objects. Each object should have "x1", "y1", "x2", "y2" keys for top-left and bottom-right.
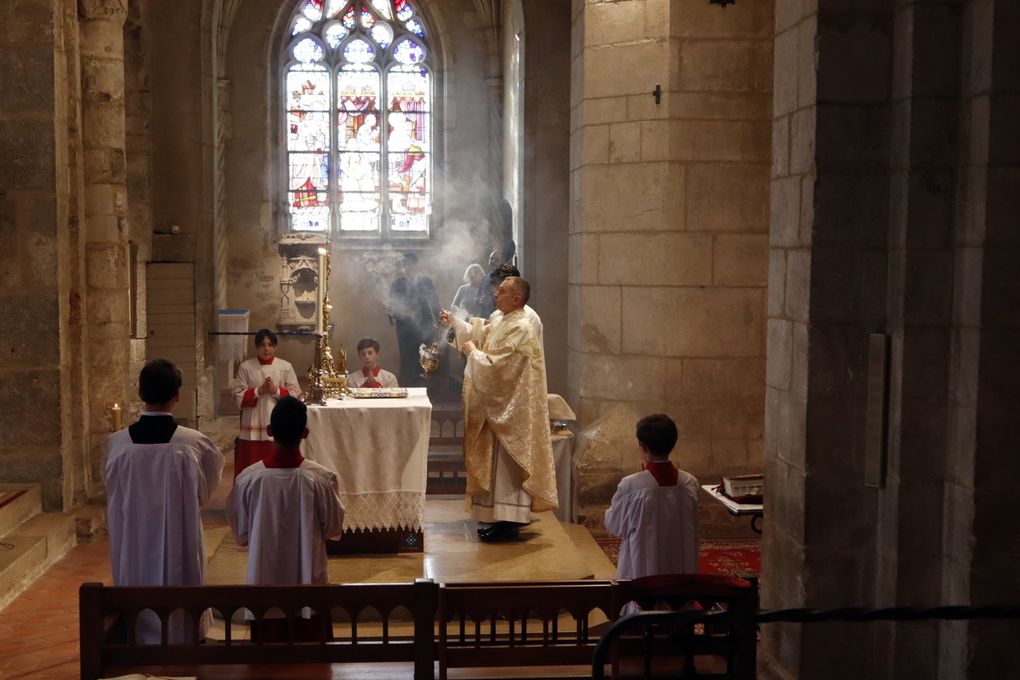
[{"x1": 80, "y1": 575, "x2": 757, "y2": 680}]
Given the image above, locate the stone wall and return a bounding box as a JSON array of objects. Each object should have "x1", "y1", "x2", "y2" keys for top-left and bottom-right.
[
  {"x1": 519, "y1": 0, "x2": 571, "y2": 397},
  {"x1": 761, "y1": 1, "x2": 1020, "y2": 678},
  {"x1": 0, "y1": 0, "x2": 73, "y2": 509},
  {"x1": 568, "y1": 0, "x2": 772, "y2": 527}
]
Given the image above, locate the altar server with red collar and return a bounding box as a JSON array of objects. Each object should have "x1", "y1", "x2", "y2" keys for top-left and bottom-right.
[
  {"x1": 227, "y1": 396, "x2": 344, "y2": 639},
  {"x1": 346, "y1": 337, "x2": 399, "y2": 388},
  {"x1": 604, "y1": 414, "x2": 700, "y2": 579},
  {"x1": 104, "y1": 359, "x2": 224, "y2": 644},
  {"x1": 233, "y1": 328, "x2": 302, "y2": 475}
]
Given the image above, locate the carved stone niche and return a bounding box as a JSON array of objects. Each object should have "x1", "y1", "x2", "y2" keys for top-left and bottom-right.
[{"x1": 278, "y1": 234, "x2": 328, "y2": 329}]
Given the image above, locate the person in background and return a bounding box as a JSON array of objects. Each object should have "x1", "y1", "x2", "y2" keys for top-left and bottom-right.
[
  {"x1": 347, "y1": 337, "x2": 399, "y2": 388},
  {"x1": 452, "y1": 263, "x2": 486, "y2": 318},
  {"x1": 387, "y1": 252, "x2": 440, "y2": 387},
  {"x1": 233, "y1": 328, "x2": 302, "y2": 476},
  {"x1": 104, "y1": 359, "x2": 224, "y2": 644},
  {"x1": 603, "y1": 414, "x2": 700, "y2": 580},
  {"x1": 473, "y1": 250, "x2": 503, "y2": 318}
]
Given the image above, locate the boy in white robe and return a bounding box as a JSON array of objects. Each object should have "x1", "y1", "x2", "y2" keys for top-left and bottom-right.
[
  {"x1": 346, "y1": 337, "x2": 399, "y2": 388},
  {"x1": 227, "y1": 396, "x2": 345, "y2": 641},
  {"x1": 233, "y1": 328, "x2": 302, "y2": 476},
  {"x1": 104, "y1": 359, "x2": 225, "y2": 645},
  {"x1": 604, "y1": 413, "x2": 700, "y2": 580}
]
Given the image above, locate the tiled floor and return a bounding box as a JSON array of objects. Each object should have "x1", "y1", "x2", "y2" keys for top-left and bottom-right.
[{"x1": 0, "y1": 540, "x2": 110, "y2": 680}]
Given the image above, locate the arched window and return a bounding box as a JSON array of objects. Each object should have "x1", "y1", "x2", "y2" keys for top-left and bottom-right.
[{"x1": 284, "y1": 0, "x2": 432, "y2": 238}]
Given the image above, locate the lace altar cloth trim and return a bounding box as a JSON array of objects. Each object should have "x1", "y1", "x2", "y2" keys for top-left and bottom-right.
[{"x1": 341, "y1": 491, "x2": 425, "y2": 532}]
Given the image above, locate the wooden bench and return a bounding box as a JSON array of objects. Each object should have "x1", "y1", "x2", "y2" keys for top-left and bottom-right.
[
  {"x1": 438, "y1": 580, "x2": 624, "y2": 679},
  {"x1": 80, "y1": 580, "x2": 436, "y2": 680},
  {"x1": 80, "y1": 575, "x2": 757, "y2": 680}
]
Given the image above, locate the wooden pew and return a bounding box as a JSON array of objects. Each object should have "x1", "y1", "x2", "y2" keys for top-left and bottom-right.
[
  {"x1": 80, "y1": 575, "x2": 758, "y2": 680},
  {"x1": 79, "y1": 580, "x2": 437, "y2": 680},
  {"x1": 437, "y1": 580, "x2": 624, "y2": 679}
]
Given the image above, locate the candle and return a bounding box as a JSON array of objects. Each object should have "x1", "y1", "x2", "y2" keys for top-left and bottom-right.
[
  {"x1": 317, "y1": 248, "x2": 327, "y2": 334},
  {"x1": 110, "y1": 403, "x2": 123, "y2": 431}
]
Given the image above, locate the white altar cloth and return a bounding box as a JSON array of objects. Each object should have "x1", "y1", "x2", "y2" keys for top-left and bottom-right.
[{"x1": 303, "y1": 387, "x2": 431, "y2": 533}]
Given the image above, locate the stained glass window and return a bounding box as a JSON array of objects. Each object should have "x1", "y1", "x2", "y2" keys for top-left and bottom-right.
[{"x1": 284, "y1": 0, "x2": 432, "y2": 236}]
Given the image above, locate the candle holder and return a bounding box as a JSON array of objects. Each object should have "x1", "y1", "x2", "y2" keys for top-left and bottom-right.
[{"x1": 304, "y1": 247, "x2": 349, "y2": 405}]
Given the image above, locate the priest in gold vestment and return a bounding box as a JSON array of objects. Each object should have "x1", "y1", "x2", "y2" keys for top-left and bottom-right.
[{"x1": 440, "y1": 276, "x2": 558, "y2": 541}]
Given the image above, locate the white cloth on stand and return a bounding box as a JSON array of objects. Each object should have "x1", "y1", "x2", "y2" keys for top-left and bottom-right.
[
  {"x1": 302, "y1": 388, "x2": 431, "y2": 532},
  {"x1": 227, "y1": 460, "x2": 344, "y2": 588},
  {"x1": 233, "y1": 357, "x2": 302, "y2": 441},
  {"x1": 603, "y1": 469, "x2": 700, "y2": 580},
  {"x1": 104, "y1": 427, "x2": 224, "y2": 644}
]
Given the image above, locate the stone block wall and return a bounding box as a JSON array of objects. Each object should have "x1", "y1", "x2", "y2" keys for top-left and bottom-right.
[
  {"x1": 761, "y1": 1, "x2": 1020, "y2": 678},
  {"x1": 568, "y1": 0, "x2": 773, "y2": 518},
  {"x1": 0, "y1": 0, "x2": 76, "y2": 509}
]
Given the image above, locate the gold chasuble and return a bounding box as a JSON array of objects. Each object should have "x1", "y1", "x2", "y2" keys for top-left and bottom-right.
[{"x1": 454, "y1": 309, "x2": 559, "y2": 512}]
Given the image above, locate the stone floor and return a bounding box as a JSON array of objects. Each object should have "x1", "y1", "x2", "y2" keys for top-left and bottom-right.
[{"x1": 0, "y1": 483, "x2": 617, "y2": 679}]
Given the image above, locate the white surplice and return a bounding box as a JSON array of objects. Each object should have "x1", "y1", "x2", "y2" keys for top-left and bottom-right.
[
  {"x1": 233, "y1": 357, "x2": 302, "y2": 441},
  {"x1": 346, "y1": 367, "x2": 399, "y2": 389},
  {"x1": 603, "y1": 469, "x2": 700, "y2": 579},
  {"x1": 104, "y1": 426, "x2": 224, "y2": 644},
  {"x1": 227, "y1": 459, "x2": 345, "y2": 587}
]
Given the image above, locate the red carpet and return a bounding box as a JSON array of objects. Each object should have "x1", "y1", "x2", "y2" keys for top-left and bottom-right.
[{"x1": 596, "y1": 538, "x2": 760, "y2": 577}]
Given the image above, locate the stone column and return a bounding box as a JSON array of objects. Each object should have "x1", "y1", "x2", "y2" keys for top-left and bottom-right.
[
  {"x1": 568, "y1": 0, "x2": 772, "y2": 529},
  {"x1": 0, "y1": 0, "x2": 74, "y2": 509},
  {"x1": 79, "y1": 0, "x2": 131, "y2": 483}
]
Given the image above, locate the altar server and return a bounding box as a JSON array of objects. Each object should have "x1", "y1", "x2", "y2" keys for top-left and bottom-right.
[
  {"x1": 604, "y1": 414, "x2": 700, "y2": 579},
  {"x1": 233, "y1": 328, "x2": 302, "y2": 475},
  {"x1": 347, "y1": 337, "x2": 399, "y2": 388},
  {"x1": 227, "y1": 397, "x2": 344, "y2": 640},
  {"x1": 440, "y1": 276, "x2": 558, "y2": 542},
  {"x1": 104, "y1": 359, "x2": 224, "y2": 645}
]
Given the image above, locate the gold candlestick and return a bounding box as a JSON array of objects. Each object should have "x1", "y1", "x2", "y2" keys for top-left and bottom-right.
[{"x1": 304, "y1": 247, "x2": 349, "y2": 405}]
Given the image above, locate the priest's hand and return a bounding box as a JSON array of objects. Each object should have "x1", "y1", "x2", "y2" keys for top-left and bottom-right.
[
  {"x1": 461, "y1": 340, "x2": 477, "y2": 355},
  {"x1": 438, "y1": 309, "x2": 453, "y2": 327}
]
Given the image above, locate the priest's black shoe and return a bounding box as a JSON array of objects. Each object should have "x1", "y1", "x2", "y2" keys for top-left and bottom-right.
[{"x1": 478, "y1": 522, "x2": 521, "y2": 542}]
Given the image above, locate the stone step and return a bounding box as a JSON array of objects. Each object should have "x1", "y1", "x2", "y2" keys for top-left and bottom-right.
[
  {"x1": 0, "y1": 510, "x2": 77, "y2": 611},
  {"x1": 0, "y1": 484, "x2": 42, "y2": 537},
  {"x1": 560, "y1": 521, "x2": 617, "y2": 581}
]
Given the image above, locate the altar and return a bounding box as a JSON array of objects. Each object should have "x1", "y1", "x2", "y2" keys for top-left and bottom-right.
[{"x1": 303, "y1": 387, "x2": 432, "y2": 553}]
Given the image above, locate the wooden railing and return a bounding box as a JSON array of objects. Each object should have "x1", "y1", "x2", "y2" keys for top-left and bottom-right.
[{"x1": 80, "y1": 575, "x2": 757, "y2": 680}]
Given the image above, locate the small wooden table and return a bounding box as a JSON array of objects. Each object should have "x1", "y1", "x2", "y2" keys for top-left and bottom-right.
[{"x1": 702, "y1": 484, "x2": 763, "y2": 534}]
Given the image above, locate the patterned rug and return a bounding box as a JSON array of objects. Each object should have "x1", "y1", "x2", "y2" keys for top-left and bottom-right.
[{"x1": 596, "y1": 538, "x2": 760, "y2": 577}]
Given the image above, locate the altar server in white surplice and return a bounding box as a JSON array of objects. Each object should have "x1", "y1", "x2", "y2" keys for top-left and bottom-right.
[
  {"x1": 604, "y1": 414, "x2": 700, "y2": 580},
  {"x1": 228, "y1": 396, "x2": 344, "y2": 586},
  {"x1": 104, "y1": 359, "x2": 224, "y2": 645},
  {"x1": 227, "y1": 396, "x2": 344, "y2": 641},
  {"x1": 440, "y1": 276, "x2": 558, "y2": 543},
  {"x1": 233, "y1": 328, "x2": 302, "y2": 476},
  {"x1": 346, "y1": 337, "x2": 399, "y2": 389}
]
